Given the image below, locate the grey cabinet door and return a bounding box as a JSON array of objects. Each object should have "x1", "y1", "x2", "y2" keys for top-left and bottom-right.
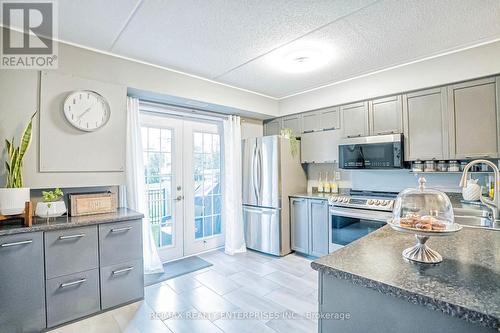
[
  {"x1": 100, "y1": 259, "x2": 144, "y2": 310},
  {"x1": 309, "y1": 199, "x2": 329, "y2": 257},
  {"x1": 99, "y1": 220, "x2": 143, "y2": 267},
  {"x1": 282, "y1": 115, "x2": 302, "y2": 136},
  {"x1": 321, "y1": 107, "x2": 340, "y2": 130},
  {"x1": 341, "y1": 102, "x2": 369, "y2": 138},
  {"x1": 302, "y1": 111, "x2": 321, "y2": 133},
  {"x1": 45, "y1": 226, "x2": 98, "y2": 279},
  {"x1": 46, "y1": 269, "x2": 100, "y2": 328},
  {"x1": 0, "y1": 232, "x2": 46, "y2": 333},
  {"x1": 290, "y1": 197, "x2": 309, "y2": 254},
  {"x1": 403, "y1": 88, "x2": 449, "y2": 161},
  {"x1": 301, "y1": 130, "x2": 341, "y2": 163},
  {"x1": 369, "y1": 95, "x2": 403, "y2": 135},
  {"x1": 264, "y1": 119, "x2": 281, "y2": 136},
  {"x1": 448, "y1": 77, "x2": 499, "y2": 159}
]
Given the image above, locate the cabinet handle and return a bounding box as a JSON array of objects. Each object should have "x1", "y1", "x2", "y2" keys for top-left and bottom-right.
[
  {"x1": 112, "y1": 266, "x2": 134, "y2": 275},
  {"x1": 1, "y1": 240, "x2": 32, "y2": 247},
  {"x1": 60, "y1": 278, "x2": 87, "y2": 288},
  {"x1": 292, "y1": 199, "x2": 305, "y2": 204},
  {"x1": 465, "y1": 155, "x2": 490, "y2": 159},
  {"x1": 303, "y1": 130, "x2": 314, "y2": 133},
  {"x1": 111, "y1": 226, "x2": 132, "y2": 233},
  {"x1": 347, "y1": 134, "x2": 362, "y2": 138},
  {"x1": 324, "y1": 127, "x2": 336, "y2": 131},
  {"x1": 376, "y1": 131, "x2": 395, "y2": 135},
  {"x1": 59, "y1": 234, "x2": 85, "y2": 240}
]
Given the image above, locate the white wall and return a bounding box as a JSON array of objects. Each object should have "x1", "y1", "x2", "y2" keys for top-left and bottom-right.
[{"x1": 279, "y1": 40, "x2": 500, "y2": 115}]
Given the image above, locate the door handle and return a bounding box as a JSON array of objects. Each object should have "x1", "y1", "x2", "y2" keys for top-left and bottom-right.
[
  {"x1": 1, "y1": 240, "x2": 33, "y2": 247},
  {"x1": 111, "y1": 226, "x2": 132, "y2": 233},
  {"x1": 60, "y1": 278, "x2": 87, "y2": 288},
  {"x1": 174, "y1": 195, "x2": 184, "y2": 201},
  {"x1": 59, "y1": 234, "x2": 85, "y2": 240},
  {"x1": 112, "y1": 266, "x2": 134, "y2": 275}
]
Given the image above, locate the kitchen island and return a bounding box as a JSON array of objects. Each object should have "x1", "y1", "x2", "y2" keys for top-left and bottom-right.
[{"x1": 311, "y1": 226, "x2": 500, "y2": 332}]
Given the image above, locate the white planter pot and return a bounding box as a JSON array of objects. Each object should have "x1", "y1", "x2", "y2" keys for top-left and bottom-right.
[
  {"x1": 36, "y1": 201, "x2": 67, "y2": 218},
  {"x1": 0, "y1": 188, "x2": 30, "y2": 215}
]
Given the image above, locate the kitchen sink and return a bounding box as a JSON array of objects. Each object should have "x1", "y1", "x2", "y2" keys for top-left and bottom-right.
[{"x1": 453, "y1": 206, "x2": 498, "y2": 229}]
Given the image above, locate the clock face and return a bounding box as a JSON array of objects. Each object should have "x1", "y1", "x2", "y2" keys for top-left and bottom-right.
[{"x1": 63, "y1": 90, "x2": 110, "y2": 132}]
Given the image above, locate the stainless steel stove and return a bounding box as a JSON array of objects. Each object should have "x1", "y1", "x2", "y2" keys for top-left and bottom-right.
[
  {"x1": 328, "y1": 190, "x2": 398, "y2": 252},
  {"x1": 328, "y1": 190, "x2": 396, "y2": 212}
]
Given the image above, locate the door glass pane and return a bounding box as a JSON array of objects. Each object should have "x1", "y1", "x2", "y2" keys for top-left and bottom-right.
[
  {"x1": 142, "y1": 126, "x2": 174, "y2": 248},
  {"x1": 193, "y1": 131, "x2": 222, "y2": 239}
]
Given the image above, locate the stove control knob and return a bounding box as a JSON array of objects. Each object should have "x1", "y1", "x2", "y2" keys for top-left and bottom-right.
[
  {"x1": 343, "y1": 198, "x2": 349, "y2": 203},
  {"x1": 380, "y1": 200, "x2": 388, "y2": 206},
  {"x1": 367, "y1": 199, "x2": 374, "y2": 205},
  {"x1": 332, "y1": 197, "x2": 338, "y2": 202},
  {"x1": 374, "y1": 200, "x2": 380, "y2": 205}
]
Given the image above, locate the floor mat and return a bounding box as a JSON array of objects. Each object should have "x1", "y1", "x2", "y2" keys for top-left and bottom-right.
[{"x1": 144, "y1": 256, "x2": 213, "y2": 287}]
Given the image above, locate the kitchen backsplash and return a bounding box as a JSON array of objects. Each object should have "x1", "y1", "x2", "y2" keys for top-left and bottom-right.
[
  {"x1": 305, "y1": 164, "x2": 491, "y2": 194},
  {"x1": 30, "y1": 186, "x2": 119, "y2": 207}
]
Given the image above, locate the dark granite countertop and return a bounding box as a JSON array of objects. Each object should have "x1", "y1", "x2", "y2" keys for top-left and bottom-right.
[
  {"x1": 0, "y1": 208, "x2": 144, "y2": 236},
  {"x1": 311, "y1": 226, "x2": 500, "y2": 330}
]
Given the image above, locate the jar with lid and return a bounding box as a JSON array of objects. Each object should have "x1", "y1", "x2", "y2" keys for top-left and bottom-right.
[
  {"x1": 412, "y1": 161, "x2": 423, "y2": 172},
  {"x1": 459, "y1": 161, "x2": 468, "y2": 171},
  {"x1": 424, "y1": 160, "x2": 436, "y2": 172},
  {"x1": 448, "y1": 160, "x2": 459, "y2": 172},
  {"x1": 437, "y1": 161, "x2": 447, "y2": 172}
]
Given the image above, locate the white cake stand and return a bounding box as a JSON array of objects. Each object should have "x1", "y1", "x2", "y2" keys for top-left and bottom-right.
[{"x1": 388, "y1": 220, "x2": 462, "y2": 264}]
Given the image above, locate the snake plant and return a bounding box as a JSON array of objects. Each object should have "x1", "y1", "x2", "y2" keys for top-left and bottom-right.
[{"x1": 4, "y1": 112, "x2": 36, "y2": 188}]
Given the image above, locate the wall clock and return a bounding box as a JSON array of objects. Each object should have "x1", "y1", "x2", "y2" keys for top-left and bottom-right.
[{"x1": 63, "y1": 90, "x2": 111, "y2": 132}]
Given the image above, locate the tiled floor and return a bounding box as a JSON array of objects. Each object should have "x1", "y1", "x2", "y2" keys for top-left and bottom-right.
[{"x1": 49, "y1": 249, "x2": 318, "y2": 333}]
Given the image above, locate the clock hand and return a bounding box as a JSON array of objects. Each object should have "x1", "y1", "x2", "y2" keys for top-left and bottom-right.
[{"x1": 78, "y1": 108, "x2": 92, "y2": 119}]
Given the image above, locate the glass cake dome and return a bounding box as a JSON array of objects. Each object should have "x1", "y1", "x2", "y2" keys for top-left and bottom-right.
[{"x1": 392, "y1": 177, "x2": 454, "y2": 231}]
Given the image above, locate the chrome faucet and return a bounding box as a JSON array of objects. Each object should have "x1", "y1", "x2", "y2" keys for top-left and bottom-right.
[{"x1": 459, "y1": 159, "x2": 500, "y2": 222}]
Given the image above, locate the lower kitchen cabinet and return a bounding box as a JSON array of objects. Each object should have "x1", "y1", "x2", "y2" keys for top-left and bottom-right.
[
  {"x1": 0, "y1": 232, "x2": 46, "y2": 333},
  {"x1": 291, "y1": 197, "x2": 309, "y2": 254},
  {"x1": 100, "y1": 259, "x2": 144, "y2": 310},
  {"x1": 290, "y1": 197, "x2": 329, "y2": 257},
  {"x1": 46, "y1": 269, "x2": 100, "y2": 328},
  {"x1": 309, "y1": 199, "x2": 329, "y2": 257},
  {"x1": 0, "y1": 216, "x2": 144, "y2": 332}
]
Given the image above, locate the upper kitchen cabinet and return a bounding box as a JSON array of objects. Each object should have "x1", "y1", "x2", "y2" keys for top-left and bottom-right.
[
  {"x1": 302, "y1": 107, "x2": 340, "y2": 134},
  {"x1": 302, "y1": 107, "x2": 340, "y2": 133},
  {"x1": 282, "y1": 114, "x2": 302, "y2": 137},
  {"x1": 301, "y1": 129, "x2": 341, "y2": 164},
  {"x1": 264, "y1": 118, "x2": 281, "y2": 136},
  {"x1": 302, "y1": 111, "x2": 322, "y2": 133},
  {"x1": 447, "y1": 77, "x2": 500, "y2": 159},
  {"x1": 369, "y1": 95, "x2": 403, "y2": 135},
  {"x1": 403, "y1": 87, "x2": 449, "y2": 161},
  {"x1": 341, "y1": 101, "x2": 369, "y2": 138}
]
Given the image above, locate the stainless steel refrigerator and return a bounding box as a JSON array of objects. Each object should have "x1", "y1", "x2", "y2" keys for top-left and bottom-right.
[{"x1": 242, "y1": 135, "x2": 306, "y2": 256}]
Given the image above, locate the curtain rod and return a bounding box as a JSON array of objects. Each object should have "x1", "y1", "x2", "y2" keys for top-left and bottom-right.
[{"x1": 138, "y1": 100, "x2": 230, "y2": 121}]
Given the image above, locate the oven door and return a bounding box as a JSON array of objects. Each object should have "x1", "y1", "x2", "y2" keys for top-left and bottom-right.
[{"x1": 329, "y1": 207, "x2": 391, "y2": 251}]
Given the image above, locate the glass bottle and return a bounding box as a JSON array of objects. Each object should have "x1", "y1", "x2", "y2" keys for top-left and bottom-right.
[
  {"x1": 317, "y1": 172, "x2": 324, "y2": 193},
  {"x1": 324, "y1": 172, "x2": 331, "y2": 193}
]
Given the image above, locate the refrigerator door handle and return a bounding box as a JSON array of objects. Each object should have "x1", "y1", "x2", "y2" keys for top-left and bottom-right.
[
  {"x1": 257, "y1": 146, "x2": 263, "y2": 203},
  {"x1": 252, "y1": 144, "x2": 260, "y2": 203}
]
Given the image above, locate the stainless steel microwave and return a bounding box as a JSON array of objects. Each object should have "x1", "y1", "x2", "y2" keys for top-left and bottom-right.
[{"x1": 338, "y1": 134, "x2": 404, "y2": 169}]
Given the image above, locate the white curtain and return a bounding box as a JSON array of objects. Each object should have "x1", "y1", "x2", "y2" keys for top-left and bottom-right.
[
  {"x1": 223, "y1": 115, "x2": 246, "y2": 255},
  {"x1": 123, "y1": 97, "x2": 164, "y2": 274}
]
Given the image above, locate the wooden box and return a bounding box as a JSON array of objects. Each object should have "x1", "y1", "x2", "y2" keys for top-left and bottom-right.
[{"x1": 69, "y1": 192, "x2": 117, "y2": 216}]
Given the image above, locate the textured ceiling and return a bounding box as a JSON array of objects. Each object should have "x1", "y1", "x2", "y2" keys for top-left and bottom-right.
[{"x1": 6, "y1": 0, "x2": 500, "y2": 98}]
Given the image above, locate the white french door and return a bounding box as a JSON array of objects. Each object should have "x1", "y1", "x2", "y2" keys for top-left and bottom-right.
[{"x1": 141, "y1": 114, "x2": 224, "y2": 262}]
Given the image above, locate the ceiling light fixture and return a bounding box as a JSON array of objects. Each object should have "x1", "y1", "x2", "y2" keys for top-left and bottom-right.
[{"x1": 268, "y1": 41, "x2": 334, "y2": 74}]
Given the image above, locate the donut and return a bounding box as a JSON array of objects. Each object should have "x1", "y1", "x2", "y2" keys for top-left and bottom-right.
[{"x1": 399, "y1": 218, "x2": 416, "y2": 228}]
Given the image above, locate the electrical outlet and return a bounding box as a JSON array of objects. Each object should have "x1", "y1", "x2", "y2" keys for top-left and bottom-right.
[{"x1": 335, "y1": 171, "x2": 341, "y2": 181}]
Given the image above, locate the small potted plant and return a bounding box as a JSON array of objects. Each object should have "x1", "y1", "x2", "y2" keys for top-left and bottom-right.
[
  {"x1": 36, "y1": 188, "x2": 66, "y2": 219},
  {"x1": 0, "y1": 112, "x2": 36, "y2": 215}
]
